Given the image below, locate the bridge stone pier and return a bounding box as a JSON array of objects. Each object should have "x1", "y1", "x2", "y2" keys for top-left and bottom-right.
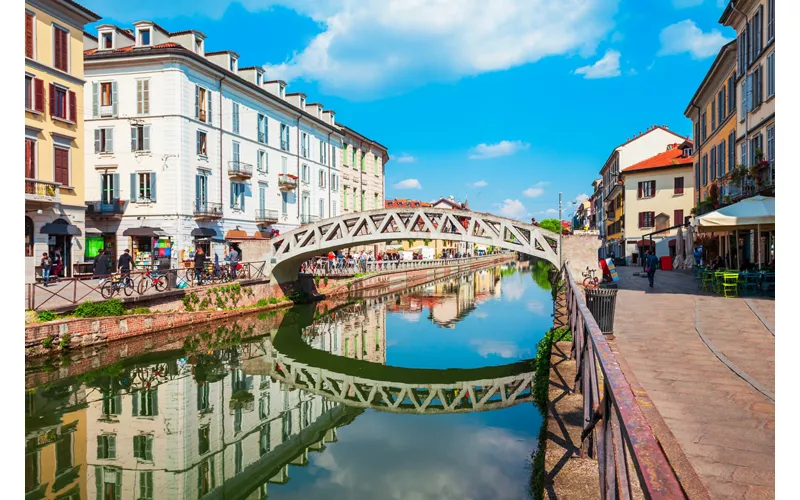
[{"x1": 267, "y1": 208, "x2": 561, "y2": 283}]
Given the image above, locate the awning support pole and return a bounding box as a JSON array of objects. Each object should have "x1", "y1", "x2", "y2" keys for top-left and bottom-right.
[{"x1": 757, "y1": 224, "x2": 761, "y2": 270}]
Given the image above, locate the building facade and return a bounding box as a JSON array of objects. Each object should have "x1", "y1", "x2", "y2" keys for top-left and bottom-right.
[
  {"x1": 25, "y1": 0, "x2": 100, "y2": 282},
  {"x1": 590, "y1": 178, "x2": 603, "y2": 233},
  {"x1": 598, "y1": 125, "x2": 690, "y2": 259},
  {"x1": 719, "y1": 0, "x2": 775, "y2": 204},
  {"x1": 684, "y1": 40, "x2": 737, "y2": 208},
  {"x1": 621, "y1": 141, "x2": 695, "y2": 261}
]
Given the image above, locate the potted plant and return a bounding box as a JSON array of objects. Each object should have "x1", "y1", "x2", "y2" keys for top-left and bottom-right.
[
  {"x1": 724, "y1": 194, "x2": 731, "y2": 204},
  {"x1": 730, "y1": 165, "x2": 748, "y2": 183}
]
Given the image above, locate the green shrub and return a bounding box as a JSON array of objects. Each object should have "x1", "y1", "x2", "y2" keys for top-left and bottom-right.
[
  {"x1": 58, "y1": 334, "x2": 72, "y2": 349},
  {"x1": 73, "y1": 299, "x2": 125, "y2": 318},
  {"x1": 37, "y1": 310, "x2": 57, "y2": 322},
  {"x1": 41, "y1": 336, "x2": 54, "y2": 349},
  {"x1": 256, "y1": 298, "x2": 268, "y2": 307},
  {"x1": 268, "y1": 297, "x2": 278, "y2": 304},
  {"x1": 324, "y1": 277, "x2": 329, "y2": 286},
  {"x1": 314, "y1": 275, "x2": 321, "y2": 286},
  {"x1": 127, "y1": 307, "x2": 152, "y2": 315}
]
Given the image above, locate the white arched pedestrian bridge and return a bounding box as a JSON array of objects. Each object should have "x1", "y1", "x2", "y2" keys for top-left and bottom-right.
[{"x1": 269, "y1": 208, "x2": 561, "y2": 282}]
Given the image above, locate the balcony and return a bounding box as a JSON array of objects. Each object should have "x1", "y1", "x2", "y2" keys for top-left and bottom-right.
[
  {"x1": 278, "y1": 174, "x2": 298, "y2": 191},
  {"x1": 86, "y1": 200, "x2": 127, "y2": 218},
  {"x1": 228, "y1": 161, "x2": 253, "y2": 179},
  {"x1": 255, "y1": 208, "x2": 279, "y2": 223},
  {"x1": 194, "y1": 202, "x2": 223, "y2": 220},
  {"x1": 25, "y1": 179, "x2": 61, "y2": 204},
  {"x1": 300, "y1": 214, "x2": 320, "y2": 225}
]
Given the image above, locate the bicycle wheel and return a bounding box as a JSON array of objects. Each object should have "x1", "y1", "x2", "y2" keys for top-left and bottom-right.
[
  {"x1": 154, "y1": 277, "x2": 167, "y2": 291},
  {"x1": 100, "y1": 281, "x2": 115, "y2": 299},
  {"x1": 583, "y1": 277, "x2": 597, "y2": 289},
  {"x1": 123, "y1": 278, "x2": 135, "y2": 296},
  {"x1": 138, "y1": 277, "x2": 150, "y2": 295}
]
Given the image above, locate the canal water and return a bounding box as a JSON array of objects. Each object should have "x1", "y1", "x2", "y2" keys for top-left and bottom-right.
[{"x1": 25, "y1": 261, "x2": 555, "y2": 500}]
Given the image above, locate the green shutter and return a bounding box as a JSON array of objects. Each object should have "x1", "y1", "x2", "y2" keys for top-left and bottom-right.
[
  {"x1": 95, "y1": 466, "x2": 103, "y2": 500},
  {"x1": 132, "y1": 390, "x2": 138, "y2": 416}
]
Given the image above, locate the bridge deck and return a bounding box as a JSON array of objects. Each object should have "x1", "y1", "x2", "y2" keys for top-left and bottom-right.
[{"x1": 610, "y1": 266, "x2": 774, "y2": 499}]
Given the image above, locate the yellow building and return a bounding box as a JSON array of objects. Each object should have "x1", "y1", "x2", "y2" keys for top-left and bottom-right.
[
  {"x1": 604, "y1": 175, "x2": 624, "y2": 253},
  {"x1": 25, "y1": 0, "x2": 100, "y2": 282},
  {"x1": 684, "y1": 39, "x2": 738, "y2": 209}
]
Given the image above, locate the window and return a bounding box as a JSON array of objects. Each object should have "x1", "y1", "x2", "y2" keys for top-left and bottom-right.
[
  {"x1": 259, "y1": 424, "x2": 271, "y2": 456},
  {"x1": 139, "y1": 471, "x2": 154, "y2": 500},
  {"x1": 361, "y1": 190, "x2": 365, "y2": 210},
  {"x1": 280, "y1": 124, "x2": 290, "y2": 151},
  {"x1": 711, "y1": 101, "x2": 716, "y2": 130},
  {"x1": 100, "y1": 81, "x2": 113, "y2": 106},
  {"x1": 94, "y1": 127, "x2": 114, "y2": 153},
  {"x1": 301, "y1": 132, "x2": 308, "y2": 157},
  {"x1": 135, "y1": 172, "x2": 156, "y2": 202},
  {"x1": 53, "y1": 25, "x2": 69, "y2": 71},
  {"x1": 741, "y1": 141, "x2": 747, "y2": 167},
  {"x1": 767, "y1": 0, "x2": 775, "y2": 42},
  {"x1": 231, "y1": 182, "x2": 246, "y2": 210},
  {"x1": 281, "y1": 191, "x2": 288, "y2": 215},
  {"x1": 25, "y1": 12, "x2": 34, "y2": 58},
  {"x1": 332, "y1": 204, "x2": 337, "y2": 217},
  {"x1": 197, "y1": 130, "x2": 207, "y2": 156},
  {"x1": 130, "y1": 125, "x2": 150, "y2": 152},
  {"x1": 318, "y1": 169, "x2": 325, "y2": 188},
  {"x1": 351, "y1": 146, "x2": 356, "y2": 167},
  {"x1": 719, "y1": 142, "x2": 726, "y2": 176},
  {"x1": 54, "y1": 146, "x2": 70, "y2": 186},
  {"x1": 50, "y1": 84, "x2": 74, "y2": 121},
  {"x1": 638, "y1": 212, "x2": 655, "y2": 228},
  {"x1": 767, "y1": 126, "x2": 775, "y2": 167},
  {"x1": 344, "y1": 186, "x2": 349, "y2": 210},
  {"x1": 25, "y1": 75, "x2": 33, "y2": 110},
  {"x1": 232, "y1": 141, "x2": 240, "y2": 165},
  {"x1": 740, "y1": 80, "x2": 747, "y2": 120},
  {"x1": 637, "y1": 181, "x2": 655, "y2": 199},
  {"x1": 729, "y1": 131, "x2": 735, "y2": 171},
  {"x1": 301, "y1": 164, "x2": 309, "y2": 183},
  {"x1": 132, "y1": 388, "x2": 158, "y2": 417},
  {"x1": 197, "y1": 384, "x2": 210, "y2": 411},
  {"x1": 198, "y1": 426, "x2": 210, "y2": 455},
  {"x1": 319, "y1": 198, "x2": 325, "y2": 219},
  {"x1": 750, "y1": 66, "x2": 763, "y2": 109},
  {"x1": 674, "y1": 177, "x2": 684, "y2": 195},
  {"x1": 361, "y1": 152, "x2": 365, "y2": 171},
  {"x1": 136, "y1": 79, "x2": 150, "y2": 114},
  {"x1": 374, "y1": 155, "x2": 380, "y2": 175},
  {"x1": 279, "y1": 84, "x2": 285, "y2": 98},
  {"x1": 133, "y1": 435, "x2": 153, "y2": 461},
  {"x1": 97, "y1": 435, "x2": 116, "y2": 459},
  {"x1": 235, "y1": 442, "x2": 243, "y2": 475},
  {"x1": 702, "y1": 154, "x2": 708, "y2": 186},
  {"x1": 700, "y1": 112, "x2": 707, "y2": 142},
  {"x1": 25, "y1": 139, "x2": 36, "y2": 179},
  {"x1": 55, "y1": 432, "x2": 73, "y2": 476},
  {"x1": 230, "y1": 57, "x2": 237, "y2": 72},
  {"x1": 749, "y1": 134, "x2": 763, "y2": 166},
  {"x1": 710, "y1": 147, "x2": 716, "y2": 180},
  {"x1": 258, "y1": 114, "x2": 268, "y2": 144},
  {"x1": 694, "y1": 121, "x2": 700, "y2": 144},
  {"x1": 767, "y1": 52, "x2": 774, "y2": 98},
  {"x1": 140, "y1": 29, "x2": 150, "y2": 46},
  {"x1": 196, "y1": 85, "x2": 210, "y2": 123},
  {"x1": 320, "y1": 139, "x2": 326, "y2": 164},
  {"x1": 300, "y1": 96, "x2": 305, "y2": 108},
  {"x1": 674, "y1": 210, "x2": 684, "y2": 226},
  {"x1": 101, "y1": 32, "x2": 112, "y2": 50},
  {"x1": 257, "y1": 150, "x2": 267, "y2": 172},
  {"x1": 93, "y1": 81, "x2": 117, "y2": 118},
  {"x1": 717, "y1": 89, "x2": 725, "y2": 123},
  {"x1": 332, "y1": 146, "x2": 337, "y2": 168},
  {"x1": 100, "y1": 173, "x2": 118, "y2": 204},
  {"x1": 331, "y1": 173, "x2": 338, "y2": 191},
  {"x1": 727, "y1": 74, "x2": 735, "y2": 115},
  {"x1": 754, "y1": 5, "x2": 763, "y2": 58},
  {"x1": 695, "y1": 163, "x2": 700, "y2": 196},
  {"x1": 374, "y1": 193, "x2": 379, "y2": 209},
  {"x1": 232, "y1": 103, "x2": 240, "y2": 134}
]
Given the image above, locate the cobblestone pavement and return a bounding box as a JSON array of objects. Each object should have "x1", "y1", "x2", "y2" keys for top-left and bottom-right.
[{"x1": 610, "y1": 266, "x2": 774, "y2": 499}]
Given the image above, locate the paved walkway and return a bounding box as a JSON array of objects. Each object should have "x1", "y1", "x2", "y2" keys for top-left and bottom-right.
[{"x1": 610, "y1": 266, "x2": 774, "y2": 499}]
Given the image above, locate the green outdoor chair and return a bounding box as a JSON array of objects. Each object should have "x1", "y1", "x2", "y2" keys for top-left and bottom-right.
[
  {"x1": 713, "y1": 271, "x2": 726, "y2": 294},
  {"x1": 738, "y1": 273, "x2": 760, "y2": 296},
  {"x1": 700, "y1": 270, "x2": 714, "y2": 292},
  {"x1": 723, "y1": 273, "x2": 739, "y2": 298}
]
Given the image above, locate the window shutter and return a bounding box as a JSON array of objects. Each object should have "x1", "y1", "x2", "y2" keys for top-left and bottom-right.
[
  {"x1": 115, "y1": 470, "x2": 122, "y2": 500},
  {"x1": 207, "y1": 89, "x2": 212, "y2": 124},
  {"x1": 195, "y1": 85, "x2": 200, "y2": 120},
  {"x1": 95, "y1": 129, "x2": 101, "y2": 153},
  {"x1": 637, "y1": 182, "x2": 642, "y2": 198},
  {"x1": 108, "y1": 435, "x2": 116, "y2": 457},
  {"x1": 638, "y1": 212, "x2": 643, "y2": 228},
  {"x1": 132, "y1": 391, "x2": 139, "y2": 416},
  {"x1": 230, "y1": 183, "x2": 235, "y2": 208},
  {"x1": 25, "y1": 14, "x2": 33, "y2": 58},
  {"x1": 32, "y1": 78, "x2": 43, "y2": 112},
  {"x1": 107, "y1": 128, "x2": 114, "y2": 153},
  {"x1": 241, "y1": 186, "x2": 245, "y2": 211},
  {"x1": 143, "y1": 126, "x2": 150, "y2": 151},
  {"x1": 112, "y1": 173, "x2": 120, "y2": 200},
  {"x1": 130, "y1": 173, "x2": 137, "y2": 202},
  {"x1": 68, "y1": 91, "x2": 76, "y2": 122},
  {"x1": 196, "y1": 132, "x2": 201, "y2": 155},
  {"x1": 152, "y1": 389, "x2": 158, "y2": 416},
  {"x1": 143, "y1": 80, "x2": 149, "y2": 114},
  {"x1": 111, "y1": 81, "x2": 118, "y2": 117},
  {"x1": 131, "y1": 127, "x2": 137, "y2": 151},
  {"x1": 54, "y1": 27, "x2": 62, "y2": 68},
  {"x1": 92, "y1": 81, "x2": 99, "y2": 118},
  {"x1": 196, "y1": 175, "x2": 201, "y2": 203},
  {"x1": 49, "y1": 83, "x2": 55, "y2": 116},
  {"x1": 149, "y1": 172, "x2": 157, "y2": 201},
  {"x1": 136, "y1": 80, "x2": 142, "y2": 114}
]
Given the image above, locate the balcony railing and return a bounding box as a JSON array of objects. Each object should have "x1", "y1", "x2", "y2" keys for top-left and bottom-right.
[
  {"x1": 278, "y1": 174, "x2": 298, "y2": 191},
  {"x1": 25, "y1": 179, "x2": 61, "y2": 203},
  {"x1": 255, "y1": 208, "x2": 279, "y2": 223},
  {"x1": 228, "y1": 161, "x2": 253, "y2": 178},
  {"x1": 194, "y1": 202, "x2": 223, "y2": 219},
  {"x1": 86, "y1": 200, "x2": 127, "y2": 216},
  {"x1": 300, "y1": 214, "x2": 320, "y2": 225}
]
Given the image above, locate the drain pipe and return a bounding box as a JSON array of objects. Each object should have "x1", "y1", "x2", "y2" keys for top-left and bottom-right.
[
  {"x1": 730, "y1": 2, "x2": 750, "y2": 165},
  {"x1": 218, "y1": 76, "x2": 226, "y2": 215},
  {"x1": 327, "y1": 131, "x2": 333, "y2": 217},
  {"x1": 689, "y1": 102, "x2": 701, "y2": 205}
]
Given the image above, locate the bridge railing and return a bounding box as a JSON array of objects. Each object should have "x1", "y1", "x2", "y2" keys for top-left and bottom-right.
[
  {"x1": 561, "y1": 263, "x2": 686, "y2": 499},
  {"x1": 300, "y1": 254, "x2": 508, "y2": 277}
]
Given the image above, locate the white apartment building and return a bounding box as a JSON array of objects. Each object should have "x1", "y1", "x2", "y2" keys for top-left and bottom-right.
[{"x1": 81, "y1": 22, "x2": 345, "y2": 268}]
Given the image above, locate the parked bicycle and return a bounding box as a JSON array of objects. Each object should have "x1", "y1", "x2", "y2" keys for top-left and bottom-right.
[
  {"x1": 100, "y1": 273, "x2": 135, "y2": 298},
  {"x1": 137, "y1": 269, "x2": 168, "y2": 294},
  {"x1": 582, "y1": 267, "x2": 600, "y2": 289}
]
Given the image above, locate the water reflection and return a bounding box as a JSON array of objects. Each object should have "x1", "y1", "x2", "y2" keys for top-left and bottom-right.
[{"x1": 25, "y1": 262, "x2": 553, "y2": 500}]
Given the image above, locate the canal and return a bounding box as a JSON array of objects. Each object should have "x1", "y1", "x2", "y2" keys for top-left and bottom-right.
[{"x1": 25, "y1": 260, "x2": 555, "y2": 500}]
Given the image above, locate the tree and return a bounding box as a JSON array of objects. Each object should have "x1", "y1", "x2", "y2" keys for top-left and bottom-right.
[{"x1": 538, "y1": 218, "x2": 562, "y2": 234}]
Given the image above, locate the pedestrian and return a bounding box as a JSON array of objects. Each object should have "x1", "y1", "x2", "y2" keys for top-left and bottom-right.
[
  {"x1": 327, "y1": 250, "x2": 335, "y2": 273},
  {"x1": 94, "y1": 250, "x2": 110, "y2": 281},
  {"x1": 229, "y1": 245, "x2": 239, "y2": 279},
  {"x1": 644, "y1": 250, "x2": 659, "y2": 288},
  {"x1": 194, "y1": 247, "x2": 206, "y2": 285},
  {"x1": 52, "y1": 249, "x2": 63, "y2": 278},
  {"x1": 359, "y1": 251, "x2": 367, "y2": 272},
  {"x1": 40, "y1": 252, "x2": 51, "y2": 286},
  {"x1": 118, "y1": 249, "x2": 134, "y2": 275}
]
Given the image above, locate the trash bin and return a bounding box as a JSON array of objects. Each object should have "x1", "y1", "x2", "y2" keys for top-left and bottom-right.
[
  {"x1": 158, "y1": 257, "x2": 177, "y2": 288},
  {"x1": 584, "y1": 287, "x2": 618, "y2": 335},
  {"x1": 660, "y1": 256, "x2": 673, "y2": 271}
]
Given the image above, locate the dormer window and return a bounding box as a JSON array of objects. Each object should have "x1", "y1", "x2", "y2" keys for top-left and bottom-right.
[
  {"x1": 230, "y1": 58, "x2": 237, "y2": 72},
  {"x1": 299, "y1": 96, "x2": 305, "y2": 108},
  {"x1": 140, "y1": 29, "x2": 150, "y2": 46},
  {"x1": 101, "y1": 32, "x2": 113, "y2": 50},
  {"x1": 195, "y1": 37, "x2": 202, "y2": 53},
  {"x1": 256, "y1": 74, "x2": 262, "y2": 85},
  {"x1": 279, "y1": 85, "x2": 285, "y2": 98},
  {"x1": 683, "y1": 147, "x2": 693, "y2": 157}
]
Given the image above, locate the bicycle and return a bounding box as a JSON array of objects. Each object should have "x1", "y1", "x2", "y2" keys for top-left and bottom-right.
[
  {"x1": 582, "y1": 267, "x2": 600, "y2": 289},
  {"x1": 100, "y1": 273, "x2": 135, "y2": 298},
  {"x1": 137, "y1": 269, "x2": 168, "y2": 294}
]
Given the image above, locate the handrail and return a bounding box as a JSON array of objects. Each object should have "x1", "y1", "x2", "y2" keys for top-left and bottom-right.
[
  {"x1": 300, "y1": 254, "x2": 507, "y2": 277},
  {"x1": 561, "y1": 263, "x2": 686, "y2": 499}
]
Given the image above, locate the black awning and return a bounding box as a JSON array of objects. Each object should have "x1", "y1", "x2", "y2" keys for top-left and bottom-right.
[
  {"x1": 191, "y1": 227, "x2": 217, "y2": 237},
  {"x1": 40, "y1": 223, "x2": 82, "y2": 236},
  {"x1": 122, "y1": 227, "x2": 166, "y2": 237}
]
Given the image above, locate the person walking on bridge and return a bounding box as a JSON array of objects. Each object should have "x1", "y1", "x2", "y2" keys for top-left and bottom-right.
[{"x1": 644, "y1": 250, "x2": 659, "y2": 288}]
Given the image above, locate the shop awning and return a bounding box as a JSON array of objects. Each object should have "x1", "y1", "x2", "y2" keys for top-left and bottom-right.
[
  {"x1": 225, "y1": 229, "x2": 248, "y2": 240},
  {"x1": 40, "y1": 222, "x2": 82, "y2": 236},
  {"x1": 636, "y1": 239, "x2": 655, "y2": 248},
  {"x1": 693, "y1": 196, "x2": 775, "y2": 232},
  {"x1": 84, "y1": 228, "x2": 103, "y2": 237},
  {"x1": 191, "y1": 227, "x2": 218, "y2": 237},
  {"x1": 669, "y1": 239, "x2": 676, "y2": 248},
  {"x1": 122, "y1": 227, "x2": 167, "y2": 237}
]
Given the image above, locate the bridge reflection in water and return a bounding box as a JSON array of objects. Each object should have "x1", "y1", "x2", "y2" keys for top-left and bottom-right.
[{"x1": 25, "y1": 262, "x2": 551, "y2": 500}]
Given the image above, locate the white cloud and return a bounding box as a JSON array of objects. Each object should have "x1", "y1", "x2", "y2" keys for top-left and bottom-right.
[
  {"x1": 473, "y1": 310, "x2": 489, "y2": 319},
  {"x1": 574, "y1": 49, "x2": 621, "y2": 79},
  {"x1": 533, "y1": 208, "x2": 559, "y2": 215},
  {"x1": 502, "y1": 280, "x2": 526, "y2": 301},
  {"x1": 672, "y1": 0, "x2": 703, "y2": 7},
  {"x1": 393, "y1": 179, "x2": 422, "y2": 190},
  {"x1": 658, "y1": 20, "x2": 733, "y2": 59},
  {"x1": 259, "y1": 0, "x2": 619, "y2": 99},
  {"x1": 523, "y1": 181, "x2": 548, "y2": 198},
  {"x1": 470, "y1": 340, "x2": 530, "y2": 359},
  {"x1": 468, "y1": 140, "x2": 530, "y2": 160},
  {"x1": 574, "y1": 193, "x2": 590, "y2": 203},
  {"x1": 496, "y1": 199, "x2": 527, "y2": 219},
  {"x1": 526, "y1": 300, "x2": 547, "y2": 315},
  {"x1": 396, "y1": 153, "x2": 416, "y2": 163},
  {"x1": 472, "y1": 180, "x2": 488, "y2": 188},
  {"x1": 398, "y1": 312, "x2": 421, "y2": 322}
]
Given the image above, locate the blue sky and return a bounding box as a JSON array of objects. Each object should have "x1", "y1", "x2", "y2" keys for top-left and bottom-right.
[{"x1": 83, "y1": 0, "x2": 735, "y2": 220}]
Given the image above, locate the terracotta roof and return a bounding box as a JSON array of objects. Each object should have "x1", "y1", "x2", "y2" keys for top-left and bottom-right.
[
  {"x1": 622, "y1": 142, "x2": 695, "y2": 173},
  {"x1": 120, "y1": 28, "x2": 135, "y2": 40},
  {"x1": 84, "y1": 42, "x2": 182, "y2": 55}
]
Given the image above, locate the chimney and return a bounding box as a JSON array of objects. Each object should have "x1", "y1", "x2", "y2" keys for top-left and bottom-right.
[{"x1": 263, "y1": 80, "x2": 286, "y2": 99}]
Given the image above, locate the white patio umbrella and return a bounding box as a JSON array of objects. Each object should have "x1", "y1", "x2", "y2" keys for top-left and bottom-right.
[
  {"x1": 673, "y1": 227, "x2": 684, "y2": 269},
  {"x1": 684, "y1": 225, "x2": 694, "y2": 269}
]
